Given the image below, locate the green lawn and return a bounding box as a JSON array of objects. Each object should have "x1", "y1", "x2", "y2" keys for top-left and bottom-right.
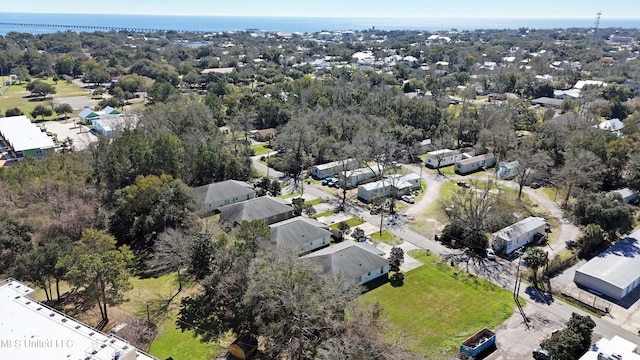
[
  {"x1": 329, "y1": 217, "x2": 366, "y2": 229},
  {"x1": 149, "y1": 314, "x2": 223, "y2": 360},
  {"x1": 252, "y1": 143, "x2": 271, "y2": 156},
  {"x1": 370, "y1": 230, "x2": 399, "y2": 245},
  {"x1": 0, "y1": 78, "x2": 90, "y2": 120},
  {"x1": 281, "y1": 191, "x2": 302, "y2": 199},
  {"x1": 304, "y1": 198, "x2": 324, "y2": 206},
  {"x1": 361, "y1": 250, "x2": 517, "y2": 356},
  {"x1": 311, "y1": 209, "x2": 339, "y2": 219}
]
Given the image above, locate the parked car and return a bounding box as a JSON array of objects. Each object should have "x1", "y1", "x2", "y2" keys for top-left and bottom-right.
[
  {"x1": 533, "y1": 347, "x2": 550, "y2": 360},
  {"x1": 327, "y1": 180, "x2": 337, "y2": 187},
  {"x1": 486, "y1": 248, "x2": 496, "y2": 260},
  {"x1": 321, "y1": 177, "x2": 333, "y2": 186},
  {"x1": 401, "y1": 195, "x2": 415, "y2": 204}
]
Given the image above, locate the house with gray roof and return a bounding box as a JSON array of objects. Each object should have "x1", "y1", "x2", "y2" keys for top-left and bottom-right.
[
  {"x1": 302, "y1": 241, "x2": 389, "y2": 290},
  {"x1": 218, "y1": 196, "x2": 295, "y2": 229},
  {"x1": 194, "y1": 180, "x2": 256, "y2": 215},
  {"x1": 270, "y1": 217, "x2": 331, "y2": 255},
  {"x1": 574, "y1": 231, "x2": 640, "y2": 300}
]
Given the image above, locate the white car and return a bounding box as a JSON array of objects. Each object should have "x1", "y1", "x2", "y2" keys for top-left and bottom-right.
[
  {"x1": 401, "y1": 195, "x2": 415, "y2": 204},
  {"x1": 486, "y1": 248, "x2": 496, "y2": 260}
]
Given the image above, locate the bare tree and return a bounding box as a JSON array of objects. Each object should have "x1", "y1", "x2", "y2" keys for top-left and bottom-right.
[
  {"x1": 513, "y1": 141, "x2": 552, "y2": 200},
  {"x1": 147, "y1": 228, "x2": 191, "y2": 293}
]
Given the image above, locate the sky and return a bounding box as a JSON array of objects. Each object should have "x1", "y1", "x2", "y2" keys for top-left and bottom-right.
[{"x1": 2, "y1": 0, "x2": 639, "y2": 19}]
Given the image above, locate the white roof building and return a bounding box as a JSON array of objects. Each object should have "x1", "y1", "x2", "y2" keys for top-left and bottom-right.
[
  {"x1": 0, "y1": 279, "x2": 156, "y2": 360},
  {"x1": 578, "y1": 335, "x2": 640, "y2": 360},
  {"x1": 0, "y1": 115, "x2": 55, "y2": 156},
  {"x1": 574, "y1": 231, "x2": 640, "y2": 300}
]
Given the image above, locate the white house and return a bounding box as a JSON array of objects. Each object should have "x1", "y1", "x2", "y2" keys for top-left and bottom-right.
[
  {"x1": 302, "y1": 241, "x2": 389, "y2": 290},
  {"x1": 357, "y1": 173, "x2": 421, "y2": 202},
  {"x1": 78, "y1": 105, "x2": 121, "y2": 124},
  {"x1": 339, "y1": 167, "x2": 381, "y2": 189},
  {"x1": 595, "y1": 118, "x2": 625, "y2": 137},
  {"x1": 270, "y1": 217, "x2": 331, "y2": 256},
  {"x1": 574, "y1": 232, "x2": 640, "y2": 301},
  {"x1": 492, "y1": 217, "x2": 549, "y2": 255},
  {"x1": 454, "y1": 153, "x2": 496, "y2": 175},
  {"x1": 194, "y1": 180, "x2": 256, "y2": 214},
  {"x1": 578, "y1": 336, "x2": 640, "y2": 360},
  {"x1": 0, "y1": 279, "x2": 157, "y2": 360},
  {"x1": 91, "y1": 114, "x2": 138, "y2": 138},
  {"x1": 0, "y1": 115, "x2": 55, "y2": 161},
  {"x1": 497, "y1": 160, "x2": 519, "y2": 180},
  {"x1": 311, "y1": 158, "x2": 359, "y2": 179},
  {"x1": 424, "y1": 148, "x2": 476, "y2": 168}
]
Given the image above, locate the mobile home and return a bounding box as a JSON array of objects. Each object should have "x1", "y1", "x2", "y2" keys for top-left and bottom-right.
[
  {"x1": 424, "y1": 148, "x2": 476, "y2": 168},
  {"x1": 339, "y1": 167, "x2": 381, "y2": 189},
  {"x1": 497, "y1": 161, "x2": 519, "y2": 180},
  {"x1": 311, "y1": 158, "x2": 359, "y2": 179},
  {"x1": 492, "y1": 217, "x2": 549, "y2": 255},
  {"x1": 454, "y1": 153, "x2": 496, "y2": 175}
]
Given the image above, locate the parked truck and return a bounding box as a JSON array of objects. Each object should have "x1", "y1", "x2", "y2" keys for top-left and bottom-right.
[{"x1": 460, "y1": 328, "x2": 496, "y2": 357}]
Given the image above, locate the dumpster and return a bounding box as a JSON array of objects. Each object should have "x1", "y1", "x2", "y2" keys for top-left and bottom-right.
[{"x1": 460, "y1": 328, "x2": 496, "y2": 357}]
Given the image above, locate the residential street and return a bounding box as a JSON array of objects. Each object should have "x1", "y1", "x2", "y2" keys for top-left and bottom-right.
[{"x1": 252, "y1": 157, "x2": 640, "y2": 357}]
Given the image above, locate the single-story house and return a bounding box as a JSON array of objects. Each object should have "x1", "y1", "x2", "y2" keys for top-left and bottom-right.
[
  {"x1": 497, "y1": 160, "x2": 519, "y2": 180},
  {"x1": 608, "y1": 187, "x2": 639, "y2": 205},
  {"x1": 531, "y1": 97, "x2": 564, "y2": 108},
  {"x1": 339, "y1": 167, "x2": 381, "y2": 189},
  {"x1": 91, "y1": 114, "x2": 138, "y2": 138},
  {"x1": 595, "y1": 118, "x2": 625, "y2": 137},
  {"x1": 219, "y1": 196, "x2": 296, "y2": 229},
  {"x1": 492, "y1": 217, "x2": 549, "y2": 255},
  {"x1": 454, "y1": 153, "x2": 496, "y2": 175},
  {"x1": 311, "y1": 158, "x2": 359, "y2": 179},
  {"x1": 424, "y1": 148, "x2": 476, "y2": 168},
  {"x1": 0, "y1": 115, "x2": 55, "y2": 160},
  {"x1": 79, "y1": 106, "x2": 121, "y2": 124},
  {"x1": 252, "y1": 128, "x2": 278, "y2": 142},
  {"x1": 574, "y1": 231, "x2": 640, "y2": 300},
  {"x1": 623, "y1": 80, "x2": 640, "y2": 92},
  {"x1": 194, "y1": 180, "x2": 256, "y2": 215},
  {"x1": 578, "y1": 336, "x2": 640, "y2": 360},
  {"x1": 357, "y1": 173, "x2": 421, "y2": 202},
  {"x1": 302, "y1": 241, "x2": 389, "y2": 290},
  {"x1": 200, "y1": 67, "x2": 235, "y2": 75},
  {"x1": 270, "y1": 217, "x2": 331, "y2": 256}
]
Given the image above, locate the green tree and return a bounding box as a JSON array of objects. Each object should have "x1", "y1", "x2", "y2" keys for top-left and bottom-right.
[
  {"x1": 110, "y1": 174, "x2": 198, "y2": 248},
  {"x1": 0, "y1": 218, "x2": 34, "y2": 273},
  {"x1": 569, "y1": 192, "x2": 634, "y2": 239},
  {"x1": 84, "y1": 67, "x2": 110, "y2": 86},
  {"x1": 61, "y1": 229, "x2": 133, "y2": 323},
  {"x1": 389, "y1": 246, "x2": 404, "y2": 272},
  {"x1": 540, "y1": 328, "x2": 583, "y2": 360},
  {"x1": 566, "y1": 313, "x2": 596, "y2": 350},
  {"x1": 30, "y1": 104, "x2": 53, "y2": 120},
  {"x1": 54, "y1": 54, "x2": 81, "y2": 77},
  {"x1": 524, "y1": 248, "x2": 548, "y2": 286},
  {"x1": 26, "y1": 79, "x2": 56, "y2": 99},
  {"x1": 54, "y1": 103, "x2": 73, "y2": 119},
  {"x1": 188, "y1": 232, "x2": 217, "y2": 280},
  {"x1": 578, "y1": 224, "x2": 605, "y2": 258},
  {"x1": 5, "y1": 107, "x2": 23, "y2": 117},
  {"x1": 147, "y1": 79, "x2": 179, "y2": 103}
]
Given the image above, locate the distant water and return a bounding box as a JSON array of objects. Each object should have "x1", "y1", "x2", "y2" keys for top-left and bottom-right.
[{"x1": 0, "y1": 13, "x2": 639, "y2": 35}]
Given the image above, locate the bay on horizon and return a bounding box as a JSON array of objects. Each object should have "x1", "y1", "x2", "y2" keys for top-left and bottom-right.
[{"x1": 0, "y1": 13, "x2": 638, "y2": 35}]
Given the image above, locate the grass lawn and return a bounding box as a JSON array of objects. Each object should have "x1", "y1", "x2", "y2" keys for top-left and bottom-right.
[
  {"x1": 329, "y1": 217, "x2": 366, "y2": 229},
  {"x1": 304, "y1": 198, "x2": 324, "y2": 206},
  {"x1": 360, "y1": 250, "x2": 517, "y2": 356},
  {"x1": 370, "y1": 230, "x2": 399, "y2": 245},
  {"x1": 311, "y1": 209, "x2": 339, "y2": 219},
  {"x1": 0, "y1": 79, "x2": 90, "y2": 120},
  {"x1": 424, "y1": 165, "x2": 456, "y2": 177},
  {"x1": 252, "y1": 143, "x2": 271, "y2": 156},
  {"x1": 149, "y1": 314, "x2": 223, "y2": 360},
  {"x1": 281, "y1": 191, "x2": 302, "y2": 199}
]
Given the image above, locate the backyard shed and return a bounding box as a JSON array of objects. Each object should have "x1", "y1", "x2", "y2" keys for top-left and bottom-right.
[
  {"x1": 454, "y1": 153, "x2": 496, "y2": 175},
  {"x1": 574, "y1": 231, "x2": 640, "y2": 300},
  {"x1": 492, "y1": 217, "x2": 549, "y2": 255},
  {"x1": 497, "y1": 161, "x2": 519, "y2": 180}
]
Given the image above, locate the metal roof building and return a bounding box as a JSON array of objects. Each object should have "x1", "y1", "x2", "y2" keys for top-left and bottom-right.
[
  {"x1": 0, "y1": 279, "x2": 156, "y2": 360},
  {"x1": 574, "y1": 231, "x2": 640, "y2": 300},
  {"x1": 0, "y1": 115, "x2": 55, "y2": 159}
]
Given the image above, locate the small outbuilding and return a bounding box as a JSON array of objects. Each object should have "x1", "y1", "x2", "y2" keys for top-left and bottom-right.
[
  {"x1": 607, "y1": 187, "x2": 638, "y2": 204},
  {"x1": 454, "y1": 153, "x2": 496, "y2": 175},
  {"x1": 574, "y1": 231, "x2": 640, "y2": 301},
  {"x1": 497, "y1": 160, "x2": 519, "y2": 180}
]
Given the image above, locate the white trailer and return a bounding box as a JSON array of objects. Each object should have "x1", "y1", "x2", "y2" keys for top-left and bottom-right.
[
  {"x1": 424, "y1": 148, "x2": 476, "y2": 168},
  {"x1": 492, "y1": 217, "x2": 549, "y2": 255},
  {"x1": 311, "y1": 158, "x2": 359, "y2": 179},
  {"x1": 454, "y1": 153, "x2": 496, "y2": 175}
]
